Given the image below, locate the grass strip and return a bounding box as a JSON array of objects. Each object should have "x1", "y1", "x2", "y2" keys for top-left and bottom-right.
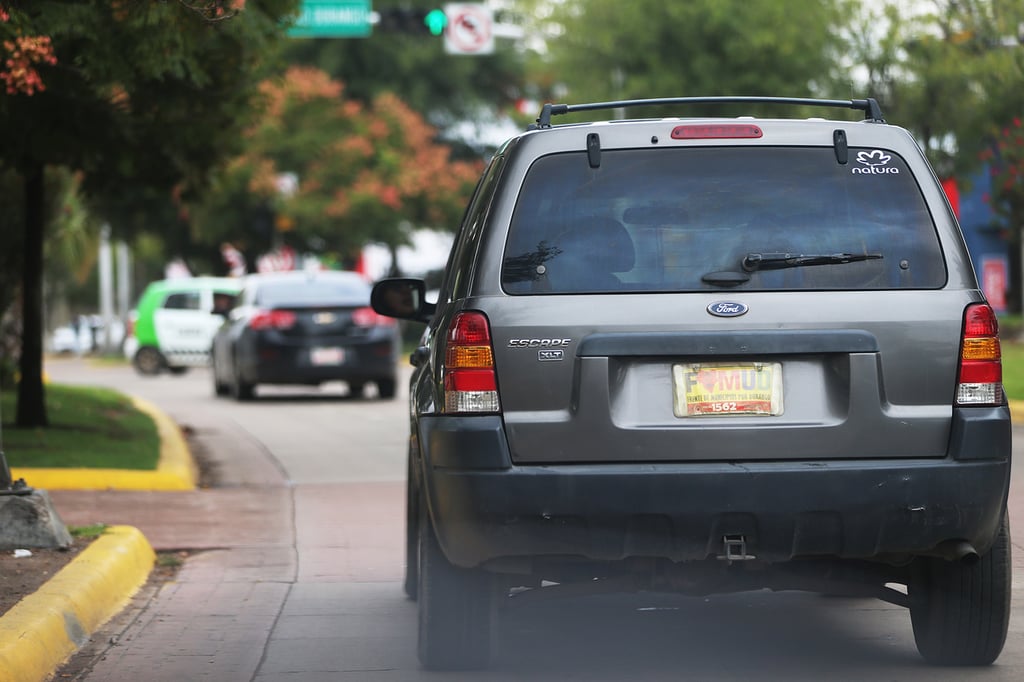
[
  {"x1": 1000, "y1": 341, "x2": 1024, "y2": 402},
  {"x1": 1, "y1": 384, "x2": 160, "y2": 469}
]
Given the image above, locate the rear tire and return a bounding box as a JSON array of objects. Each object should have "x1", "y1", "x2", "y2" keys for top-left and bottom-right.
[
  {"x1": 212, "y1": 358, "x2": 230, "y2": 397},
  {"x1": 231, "y1": 359, "x2": 255, "y2": 401},
  {"x1": 404, "y1": 450, "x2": 419, "y2": 600},
  {"x1": 417, "y1": 501, "x2": 492, "y2": 670},
  {"x1": 909, "y1": 512, "x2": 1011, "y2": 665},
  {"x1": 348, "y1": 382, "x2": 366, "y2": 398},
  {"x1": 133, "y1": 346, "x2": 165, "y2": 376},
  {"x1": 377, "y1": 378, "x2": 397, "y2": 400}
]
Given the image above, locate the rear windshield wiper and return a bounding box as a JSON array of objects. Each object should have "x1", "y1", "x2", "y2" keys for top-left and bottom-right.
[{"x1": 742, "y1": 252, "x2": 883, "y2": 272}]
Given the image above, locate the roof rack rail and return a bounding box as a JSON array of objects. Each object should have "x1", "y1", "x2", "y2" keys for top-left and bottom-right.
[{"x1": 531, "y1": 96, "x2": 886, "y2": 129}]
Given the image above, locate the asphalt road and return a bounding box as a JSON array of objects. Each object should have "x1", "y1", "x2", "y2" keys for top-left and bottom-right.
[{"x1": 45, "y1": 357, "x2": 1024, "y2": 681}]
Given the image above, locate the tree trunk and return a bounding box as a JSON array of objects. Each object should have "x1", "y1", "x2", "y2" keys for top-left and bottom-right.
[
  {"x1": 387, "y1": 242, "x2": 402, "y2": 277},
  {"x1": 16, "y1": 164, "x2": 47, "y2": 427}
]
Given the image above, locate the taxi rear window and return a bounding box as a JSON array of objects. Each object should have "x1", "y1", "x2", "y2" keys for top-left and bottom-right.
[{"x1": 501, "y1": 147, "x2": 946, "y2": 294}]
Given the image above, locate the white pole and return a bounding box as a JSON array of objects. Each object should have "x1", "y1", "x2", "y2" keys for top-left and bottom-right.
[
  {"x1": 98, "y1": 225, "x2": 114, "y2": 354},
  {"x1": 116, "y1": 241, "x2": 131, "y2": 349}
]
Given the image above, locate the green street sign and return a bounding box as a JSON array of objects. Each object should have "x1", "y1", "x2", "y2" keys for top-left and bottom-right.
[{"x1": 288, "y1": 0, "x2": 371, "y2": 38}]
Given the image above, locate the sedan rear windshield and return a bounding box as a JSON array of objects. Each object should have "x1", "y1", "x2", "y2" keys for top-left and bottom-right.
[
  {"x1": 501, "y1": 147, "x2": 946, "y2": 294},
  {"x1": 256, "y1": 277, "x2": 370, "y2": 307}
]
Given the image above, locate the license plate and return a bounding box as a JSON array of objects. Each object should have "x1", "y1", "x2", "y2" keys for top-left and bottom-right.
[
  {"x1": 672, "y1": 362, "x2": 783, "y2": 417},
  {"x1": 311, "y1": 347, "x2": 344, "y2": 366}
]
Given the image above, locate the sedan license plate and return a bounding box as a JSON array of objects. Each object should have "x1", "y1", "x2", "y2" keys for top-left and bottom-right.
[
  {"x1": 311, "y1": 347, "x2": 344, "y2": 366},
  {"x1": 672, "y1": 362, "x2": 783, "y2": 417}
]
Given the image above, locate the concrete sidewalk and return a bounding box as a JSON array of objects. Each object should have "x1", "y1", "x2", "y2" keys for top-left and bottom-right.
[
  {"x1": 0, "y1": 388, "x2": 290, "y2": 682},
  {"x1": 0, "y1": 395, "x2": 196, "y2": 681}
]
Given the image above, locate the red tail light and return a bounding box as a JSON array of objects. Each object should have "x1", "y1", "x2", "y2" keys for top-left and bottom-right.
[
  {"x1": 352, "y1": 306, "x2": 396, "y2": 328},
  {"x1": 443, "y1": 311, "x2": 499, "y2": 413},
  {"x1": 671, "y1": 124, "x2": 763, "y2": 139},
  {"x1": 956, "y1": 303, "x2": 1002, "y2": 406},
  {"x1": 250, "y1": 309, "x2": 297, "y2": 331}
]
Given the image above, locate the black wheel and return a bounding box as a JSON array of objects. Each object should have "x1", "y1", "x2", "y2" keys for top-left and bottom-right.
[
  {"x1": 212, "y1": 357, "x2": 230, "y2": 397},
  {"x1": 404, "y1": 449, "x2": 419, "y2": 600},
  {"x1": 348, "y1": 382, "x2": 366, "y2": 398},
  {"x1": 231, "y1": 359, "x2": 255, "y2": 401},
  {"x1": 417, "y1": 499, "x2": 493, "y2": 670},
  {"x1": 133, "y1": 346, "x2": 165, "y2": 376},
  {"x1": 909, "y1": 512, "x2": 1011, "y2": 666},
  {"x1": 377, "y1": 378, "x2": 397, "y2": 400}
]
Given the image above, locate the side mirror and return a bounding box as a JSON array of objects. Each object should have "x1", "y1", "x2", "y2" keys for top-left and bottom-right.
[{"x1": 371, "y1": 278, "x2": 435, "y2": 322}]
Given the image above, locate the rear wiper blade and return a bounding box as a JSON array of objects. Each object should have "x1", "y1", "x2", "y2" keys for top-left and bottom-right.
[{"x1": 742, "y1": 252, "x2": 883, "y2": 272}]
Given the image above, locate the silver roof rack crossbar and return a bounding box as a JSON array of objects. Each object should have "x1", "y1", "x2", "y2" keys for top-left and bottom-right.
[{"x1": 532, "y1": 96, "x2": 885, "y2": 129}]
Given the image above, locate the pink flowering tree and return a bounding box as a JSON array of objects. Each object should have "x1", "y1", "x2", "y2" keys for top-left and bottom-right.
[{"x1": 0, "y1": 7, "x2": 57, "y2": 95}]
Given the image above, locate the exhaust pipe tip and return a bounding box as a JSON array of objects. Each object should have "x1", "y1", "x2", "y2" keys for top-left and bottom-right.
[{"x1": 934, "y1": 540, "x2": 979, "y2": 565}]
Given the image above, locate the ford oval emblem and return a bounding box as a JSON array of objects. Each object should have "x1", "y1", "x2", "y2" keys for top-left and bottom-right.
[{"x1": 707, "y1": 301, "x2": 748, "y2": 317}]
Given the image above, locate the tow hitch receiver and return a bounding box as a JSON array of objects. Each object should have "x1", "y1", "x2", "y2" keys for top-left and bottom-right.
[{"x1": 717, "y1": 534, "x2": 756, "y2": 562}]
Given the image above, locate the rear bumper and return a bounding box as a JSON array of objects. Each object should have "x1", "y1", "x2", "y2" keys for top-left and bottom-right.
[
  {"x1": 243, "y1": 337, "x2": 398, "y2": 385},
  {"x1": 418, "y1": 408, "x2": 1012, "y2": 567}
]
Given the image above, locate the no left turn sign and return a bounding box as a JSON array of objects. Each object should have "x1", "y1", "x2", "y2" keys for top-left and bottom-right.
[{"x1": 444, "y1": 3, "x2": 494, "y2": 55}]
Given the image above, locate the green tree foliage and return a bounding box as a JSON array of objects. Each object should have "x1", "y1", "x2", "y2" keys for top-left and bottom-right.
[
  {"x1": 532, "y1": 0, "x2": 850, "y2": 115},
  {"x1": 189, "y1": 66, "x2": 483, "y2": 269},
  {"x1": 846, "y1": 0, "x2": 1024, "y2": 177},
  {"x1": 844, "y1": 0, "x2": 1023, "y2": 306},
  {"x1": 0, "y1": 0, "x2": 299, "y2": 426}
]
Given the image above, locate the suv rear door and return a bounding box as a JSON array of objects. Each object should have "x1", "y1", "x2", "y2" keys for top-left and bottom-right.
[{"x1": 484, "y1": 129, "x2": 975, "y2": 465}]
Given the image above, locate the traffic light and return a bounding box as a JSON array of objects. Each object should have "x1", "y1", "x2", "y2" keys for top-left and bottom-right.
[
  {"x1": 376, "y1": 7, "x2": 447, "y2": 35},
  {"x1": 423, "y1": 8, "x2": 446, "y2": 35}
]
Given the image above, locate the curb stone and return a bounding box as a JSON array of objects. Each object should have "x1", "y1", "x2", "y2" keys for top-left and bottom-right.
[
  {"x1": 0, "y1": 525, "x2": 155, "y2": 682},
  {"x1": 9, "y1": 396, "x2": 197, "y2": 491}
]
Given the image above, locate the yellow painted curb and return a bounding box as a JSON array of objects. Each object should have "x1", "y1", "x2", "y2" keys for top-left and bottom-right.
[
  {"x1": 1009, "y1": 400, "x2": 1024, "y2": 423},
  {"x1": 0, "y1": 525, "x2": 155, "y2": 682},
  {"x1": 10, "y1": 397, "x2": 197, "y2": 491}
]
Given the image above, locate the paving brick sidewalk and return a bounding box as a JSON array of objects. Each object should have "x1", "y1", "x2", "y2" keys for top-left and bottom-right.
[{"x1": 44, "y1": 393, "x2": 405, "y2": 681}]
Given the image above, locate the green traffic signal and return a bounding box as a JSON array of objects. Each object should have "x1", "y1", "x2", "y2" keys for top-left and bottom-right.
[{"x1": 424, "y1": 8, "x2": 447, "y2": 36}]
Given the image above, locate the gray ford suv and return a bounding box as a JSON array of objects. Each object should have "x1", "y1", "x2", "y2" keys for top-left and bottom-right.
[{"x1": 371, "y1": 96, "x2": 1012, "y2": 670}]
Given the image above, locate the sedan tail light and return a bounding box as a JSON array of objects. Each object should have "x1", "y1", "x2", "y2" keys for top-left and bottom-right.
[
  {"x1": 956, "y1": 303, "x2": 1003, "y2": 406},
  {"x1": 352, "y1": 306, "x2": 396, "y2": 328},
  {"x1": 444, "y1": 311, "x2": 500, "y2": 413},
  {"x1": 249, "y1": 309, "x2": 297, "y2": 331}
]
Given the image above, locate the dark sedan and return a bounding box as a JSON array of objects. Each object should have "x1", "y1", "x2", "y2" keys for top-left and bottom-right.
[{"x1": 211, "y1": 271, "x2": 400, "y2": 400}]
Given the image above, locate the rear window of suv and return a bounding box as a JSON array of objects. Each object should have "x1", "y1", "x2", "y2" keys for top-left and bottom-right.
[{"x1": 501, "y1": 147, "x2": 946, "y2": 294}]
